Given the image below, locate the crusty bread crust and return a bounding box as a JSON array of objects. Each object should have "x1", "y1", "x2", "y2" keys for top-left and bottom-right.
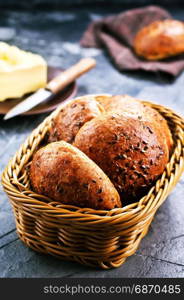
[
  {"x1": 48, "y1": 96, "x2": 105, "y2": 144},
  {"x1": 74, "y1": 112, "x2": 169, "y2": 200},
  {"x1": 134, "y1": 20, "x2": 184, "y2": 60},
  {"x1": 30, "y1": 141, "x2": 121, "y2": 210}
]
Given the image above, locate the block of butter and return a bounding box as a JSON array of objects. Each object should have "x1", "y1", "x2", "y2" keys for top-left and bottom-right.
[{"x1": 0, "y1": 42, "x2": 47, "y2": 102}]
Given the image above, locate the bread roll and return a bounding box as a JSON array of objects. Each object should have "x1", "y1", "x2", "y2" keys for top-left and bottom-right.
[
  {"x1": 134, "y1": 20, "x2": 184, "y2": 60},
  {"x1": 30, "y1": 141, "x2": 121, "y2": 210},
  {"x1": 74, "y1": 112, "x2": 169, "y2": 201},
  {"x1": 96, "y1": 94, "x2": 173, "y2": 152},
  {"x1": 48, "y1": 96, "x2": 105, "y2": 144}
]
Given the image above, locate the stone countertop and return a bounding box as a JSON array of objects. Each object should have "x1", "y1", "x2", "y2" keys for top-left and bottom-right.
[{"x1": 0, "y1": 6, "x2": 184, "y2": 278}]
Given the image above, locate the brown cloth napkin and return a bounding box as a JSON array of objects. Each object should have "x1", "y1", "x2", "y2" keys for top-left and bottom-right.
[{"x1": 80, "y1": 5, "x2": 184, "y2": 76}]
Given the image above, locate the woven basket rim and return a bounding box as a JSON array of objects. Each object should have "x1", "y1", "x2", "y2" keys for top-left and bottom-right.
[{"x1": 1, "y1": 94, "x2": 184, "y2": 221}]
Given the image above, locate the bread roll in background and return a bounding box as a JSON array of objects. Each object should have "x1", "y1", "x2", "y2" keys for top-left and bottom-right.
[
  {"x1": 30, "y1": 141, "x2": 121, "y2": 210},
  {"x1": 133, "y1": 19, "x2": 184, "y2": 60},
  {"x1": 74, "y1": 112, "x2": 169, "y2": 201},
  {"x1": 48, "y1": 96, "x2": 105, "y2": 144},
  {"x1": 96, "y1": 94, "x2": 173, "y2": 152}
]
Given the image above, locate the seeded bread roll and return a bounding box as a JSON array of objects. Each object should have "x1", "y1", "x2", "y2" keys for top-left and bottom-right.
[
  {"x1": 48, "y1": 96, "x2": 105, "y2": 144},
  {"x1": 74, "y1": 112, "x2": 169, "y2": 201},
  {"x1": 96, "y1": 94, "x2": 173, "y2": 152},
  {"x1": 133, "y1": 20, "x2": 184, "y2": 60},
  {"x1": 30, "y1": 141, "x2": 121, "y2": 210}
]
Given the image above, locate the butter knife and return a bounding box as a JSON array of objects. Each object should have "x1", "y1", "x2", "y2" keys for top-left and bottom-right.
[{"x1": 4, "y1": 57, "x2": 96, "y2": 120}]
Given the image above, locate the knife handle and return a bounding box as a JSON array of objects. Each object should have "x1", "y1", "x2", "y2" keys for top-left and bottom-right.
[{"x1": 46, "y1": 57, "x2": 96, "y2": 94}]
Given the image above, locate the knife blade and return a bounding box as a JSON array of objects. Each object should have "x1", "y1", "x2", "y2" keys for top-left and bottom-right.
[
  {"x1": 4, "y1": 89, "x2": 52, "y2": 120},
  {"x1": 4, "y1": 57, "x2": 96, "y2": 120}
]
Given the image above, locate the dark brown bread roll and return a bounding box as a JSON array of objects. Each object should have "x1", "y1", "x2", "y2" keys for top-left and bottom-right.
[
  {"x1": 74, "y1": 112, "x2": 169, "y2": 201},
  {"x1": 96, "y1": 94, "x2": 173, "y2": 153},
  {"x1": 133, "y1": 20, "x2": 184, "y2": 60},
  {"x1": 30, "y1": 141, "x2": 121, "y2": 210},
  {"x1": 48, "y1": 96, "x2": 105, "y2": 144}
]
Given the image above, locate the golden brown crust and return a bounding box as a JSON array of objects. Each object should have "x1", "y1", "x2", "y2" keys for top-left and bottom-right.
[
  {"x1": 48, "y1": 96, "x2": 105, "y2": 144},
  {"x1": 134, "y1": 20, "x2": 184, "y2": 60},
  {"x1": 74, "y1": 112, "x2": 169, "y2": 201},
  {"x1": 96, "y1": 94, "x2": 173, "y2": 152},
  {"x1": 142, "y1": 104, "x2": 173, "y2": 152},
  {"x1": 95, "y1": 95, "x2": 113, "y2": 111},
  {"x1": 97, "y1": 94, "x2": 145, "y2": 116},
  {"x1": 30, "y1": 141, "x2": 121, "y2": 210}
]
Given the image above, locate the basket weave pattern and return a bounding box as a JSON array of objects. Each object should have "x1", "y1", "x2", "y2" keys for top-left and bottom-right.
[{"x1": 2, "y1": 97, "x2": 184, "y2": 269}]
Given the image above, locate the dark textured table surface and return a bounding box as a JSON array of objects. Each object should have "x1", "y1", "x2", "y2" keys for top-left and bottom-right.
[{"x1": 0, "y1": 5, "x2": 184, "y2": 278}]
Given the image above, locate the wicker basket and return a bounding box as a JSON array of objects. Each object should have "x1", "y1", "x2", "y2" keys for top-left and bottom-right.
[{"x1": 2, "y1": 95, "x2": 184, "y2": 269}]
